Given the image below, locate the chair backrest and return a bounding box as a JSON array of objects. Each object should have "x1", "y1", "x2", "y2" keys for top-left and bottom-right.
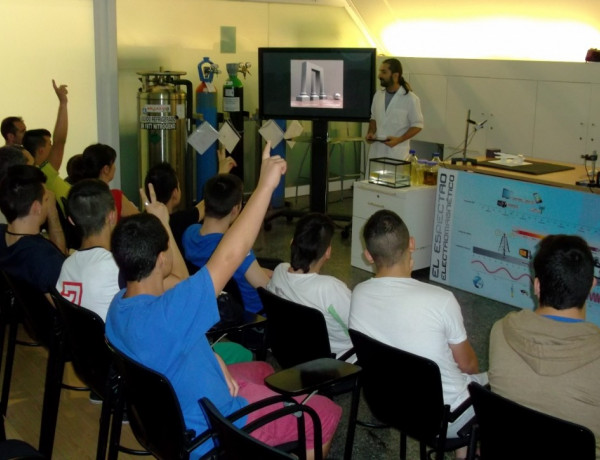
[
  {"x1": 223, "y1": 277, "x2": 244, "y2": 309},
  {"x1": 348, "y1": 329, "x2": 446, "y2": 442},
  {"x1": 51, "y1": 292, "x2": 112, "y2": 397},
  {"x1": 2, "y1": 272, "x2": 59, "y2": 348},
  {"x1": 468, "y1": 382, "x2": 596, "y2": 460},
  {"x1": 199, "y1": 397, "x2": 295, "y2": 460},
  {"x1": 106, "y1": 340, "x2": 200, "y2": 460},
  {"x1": 257, "y1": 287, "x2": 332, "y2": 369}
]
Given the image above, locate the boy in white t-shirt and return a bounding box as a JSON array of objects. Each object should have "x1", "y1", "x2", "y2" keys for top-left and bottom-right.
[
  {"x1": 349, "y1": 209, "x2": 486, "y2": 459},
  {"x1": 267, "y1": 212, "x2": 354, "y2": 361},
  {"x1": 56, "y1": 179, "x2": 120, "y2": 321}
]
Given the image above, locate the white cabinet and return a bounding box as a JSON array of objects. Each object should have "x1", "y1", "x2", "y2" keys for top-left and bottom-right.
[
  {"x1": 351, "y1": 181, "x2": 437, "y2": 273},
  {"x1": 532, "y1": 82, "x2": 600, "y2": 163}
]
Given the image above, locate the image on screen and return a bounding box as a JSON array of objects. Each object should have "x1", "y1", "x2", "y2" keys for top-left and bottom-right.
[
  {"x1": 290, "y1": 59, "x2": 344, "y2": 109},
  {"x1": 258, "y1": 47, "x2": 375, "y2": 122}
]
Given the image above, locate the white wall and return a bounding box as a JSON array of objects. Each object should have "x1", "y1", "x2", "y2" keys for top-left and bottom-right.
[
  {"x1": 116, "y1": 0, "x2": 370, "y2": 198},
  {"x1": 0, "y1": 0, "x2": 97, "y2": 176}
]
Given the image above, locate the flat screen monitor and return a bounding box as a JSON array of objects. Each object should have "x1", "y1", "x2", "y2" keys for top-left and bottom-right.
[{"x1": 258, "y1": 47, "x2": 376, "y2": 122}]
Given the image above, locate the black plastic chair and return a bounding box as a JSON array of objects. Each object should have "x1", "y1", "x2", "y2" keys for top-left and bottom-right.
[
  {"x1": 349, "y1": 329, "x2": 473, "y2": 460},
  {"x1": 467, "y1": 382, "x2": 596, "y2": 460},
  {"x1": 50, "y1": 292, "x2": 147, "y2": 460},
  {"x1": 106, "y1": 340, "x2": 212, "y2": 460},
  {"x1": 1, "y1": 272, "x2": 88, "y2": 458},
  {"x1": 0, "y1": 272, "x2": 24, "y2": 419},
  {"x1": 257, "y1": 287, "x2": 361, "y2": 460},
  {"x1": 257, "y1": 287, "x2": 354, "y2": 368},
  {"x1": 209, "y1": 278, "x2": 268, "y2": 360},
  {"x1": 200, "y1": 395, "x2": 322, "y2": 460}
]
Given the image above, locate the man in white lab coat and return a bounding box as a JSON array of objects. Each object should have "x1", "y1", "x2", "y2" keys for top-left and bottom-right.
[{"x1": 366, "y1": 58, "x2": 424, "y2": 161}]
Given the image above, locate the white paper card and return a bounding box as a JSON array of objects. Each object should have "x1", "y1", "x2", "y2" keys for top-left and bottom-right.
[
  {"x1": 258, "y1": 120, "x2": 285, "y2": 148},
  {"x1": 284, "y1": 120, "x2": 304, "y2": 139},
  {"x1": 219, "y1": 120, "x2": 241, "y2": 153},
  {"x1": 187, "y1": 122, "x2": 219, "y2": 155}
]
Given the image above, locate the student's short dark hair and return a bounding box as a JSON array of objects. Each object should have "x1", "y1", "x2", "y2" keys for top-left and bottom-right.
[
  {"x1": 0, "y1": 146, "x2": 27, "y2": 182},
  {"x1": 203, "y1": 174, "x2": 243, "y2": 218},
  {"x1": 363, "y1": 209, "x2": 409, "y2": 269},
  {"x1": 23, "y1": 129, "x2": 51, "y2": 157},
  {"x1": 533, "y1": 234, "x2": 594, "y2": 310},
  {"x1": 65, "y1": 153, "x2": 85, "y2": 185},
  {"x1": 1, "y1": 116, "x2": 23, "y2": 141},
  {"x1": 290, "y1": 213, "x2": 334, "y2": 273},
  {"x1": 67, "y1": 179, "x2": 115, "y2": 238},
  {"x1": 144, "y1": 162, "x2": 179, "y2": 205},
  {"x1": 111, "y1": 213, "x2": 169, "y2": 282},
  {"x1": 0, "y1": 165, "x2": 46, "y2": 223},
  {"x1": 81, "y1": 143, "x2": 117, "y2": 179}
]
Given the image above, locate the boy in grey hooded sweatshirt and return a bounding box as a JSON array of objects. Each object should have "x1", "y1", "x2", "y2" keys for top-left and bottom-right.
[{"x1": 489, "y1": 234, "x2": 600, "y2": 458}]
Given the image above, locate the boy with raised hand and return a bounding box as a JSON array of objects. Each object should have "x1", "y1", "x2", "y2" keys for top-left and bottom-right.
[
  {"x1": 182, "y1": 172, "x2": 272, "y2": 314},
  {"x1": 106, "y1": 143, "x2": 341, "y2": 460}
]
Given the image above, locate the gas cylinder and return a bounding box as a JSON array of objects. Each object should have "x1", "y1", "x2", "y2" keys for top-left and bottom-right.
[
  {"x1": 137, "y1": 69, "x2": 194, "y2": 208},
  {"x1": 196, "y1": 57, "x2": 219, "y2": 200},
  {"x1": 223, "y1": 63, "x2": 245, "y2": 180}
]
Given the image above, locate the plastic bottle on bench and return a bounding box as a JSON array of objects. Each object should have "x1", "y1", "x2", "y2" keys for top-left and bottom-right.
[{"x1": 409, "y1": 150, "x2": 420, "y2": 185}]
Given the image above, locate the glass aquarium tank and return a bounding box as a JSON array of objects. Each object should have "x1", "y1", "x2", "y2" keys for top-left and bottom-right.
[{"x1": 369, "y1": 157, "x2": 411, "y2": 188}]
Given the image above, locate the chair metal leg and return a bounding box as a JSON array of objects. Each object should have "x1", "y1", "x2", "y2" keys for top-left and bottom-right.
[
  {"x1": 400, "y1": 431, "x2": 407, "y2": 460},
  {"x1": 107, "y1": 388, "x2": 124, "y2": 460},
  {"x1": 419, "y1": 441, "x2": 427, "y2": 460},
  {"x1": 0, "y1": 317, "x2": 17, "y2": 418},
  {"x1": 343, "y1": 376, "x2": 361, "y2": 460},
  {"x1": 96, "y1": 390, "x2": 114, "y2": 460},
  {"x1": 38, "y1": 339, "x2": 66, "y2": 458},
  {"x1": 107, "y1": 384, "x2": 151, "y2": 459}
]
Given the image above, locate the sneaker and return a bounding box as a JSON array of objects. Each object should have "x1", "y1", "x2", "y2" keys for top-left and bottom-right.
[
  {"x1": 89, "y1": 391, "x2": 102, "y2": 405},
  {"x1": 121, "y1": 409, "x2": 129, "y2": 425}
]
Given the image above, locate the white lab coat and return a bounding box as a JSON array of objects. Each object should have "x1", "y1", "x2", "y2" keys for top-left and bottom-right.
[{"x1": 368, "y1": 88, "x2": 424, "y2": 161}]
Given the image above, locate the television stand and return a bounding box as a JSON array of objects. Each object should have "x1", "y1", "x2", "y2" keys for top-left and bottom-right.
[{"x1": 263, "y1": 119, "x2": 352, "y2": 234}]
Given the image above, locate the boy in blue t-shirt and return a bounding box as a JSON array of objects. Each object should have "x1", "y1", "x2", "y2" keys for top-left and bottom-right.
[
  {"x1": 106, "y1": 143, "x2": 341, "y2": 459},
  {"x1": 182, "y1": 172, "x2": 272, "y2": 313}
]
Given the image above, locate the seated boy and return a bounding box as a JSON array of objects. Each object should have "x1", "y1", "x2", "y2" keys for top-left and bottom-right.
[
  {"x1": 56, "y1": 179, "x2": 119, "y2": 320},
  {"x1": 0, "y1": 165, "x2": 66, "y2": 295},
  {"x1": 105, "y1": 144, "x2": 341, "y2": 459},
  {"x1": 349, "y1": 209, "x2": 486, "y2": 459},
  {"x1": 489, "y1": 234, "x2": 600, "y2": 457},
  {"x1": 182, "y1": 173, "x2": 271, "y2": 314},
  {"x1": 267, "y1": 212, "x2": 354, "y2": 360},
  {"x1": 144, "y1": 148, "x2": 237, "y2": 254}
]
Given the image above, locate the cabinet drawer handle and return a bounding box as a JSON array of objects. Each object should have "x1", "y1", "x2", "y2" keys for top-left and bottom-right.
[{"x1": 367, "y1": 201, "x2": 385, "y2": 208}]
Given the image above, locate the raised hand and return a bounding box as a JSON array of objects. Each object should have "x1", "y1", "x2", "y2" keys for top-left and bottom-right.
[
  {"x1": 257, "y1": 141, "x2": 287, "y2": 192},
  {"x1": 52, "y1": 79, "x2": 68, "y2": 104},
  {"x1": 140, "y1": 183, "x2": 170, "y2": 227},
  {"x1": 218, "y1": 147, "x2": 237, "y2": 174}
]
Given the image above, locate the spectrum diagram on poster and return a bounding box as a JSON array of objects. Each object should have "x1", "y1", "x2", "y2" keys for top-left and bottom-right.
[{"x1": 430, "y1": 169, "x2": 600, "y2": 327}]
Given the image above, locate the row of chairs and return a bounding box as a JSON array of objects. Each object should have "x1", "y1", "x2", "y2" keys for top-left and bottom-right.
[
  {"x1": 0, "y1": 270, "x2": 361, "y2": 459},
  {"x1": 0, "y1": 268, "x2": 595, "y2": 459},
  {"x1": 256, "y1": 287, "x2": 597, "y2": 460}
]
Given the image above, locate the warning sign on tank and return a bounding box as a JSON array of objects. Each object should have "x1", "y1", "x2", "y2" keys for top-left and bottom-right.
[{"x1": 140, "y1": 115, "x2": 177, "y2": 130}]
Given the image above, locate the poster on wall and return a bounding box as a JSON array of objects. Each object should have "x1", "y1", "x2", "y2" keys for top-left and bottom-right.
[{"x1": 430, "y1": 168, "x2": 600, "y2": 327}]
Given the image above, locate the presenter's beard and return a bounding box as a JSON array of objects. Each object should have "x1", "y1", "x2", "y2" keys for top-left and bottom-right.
[{"x1": 379, "y1": 76, "x2": 393, "y2": 88}]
